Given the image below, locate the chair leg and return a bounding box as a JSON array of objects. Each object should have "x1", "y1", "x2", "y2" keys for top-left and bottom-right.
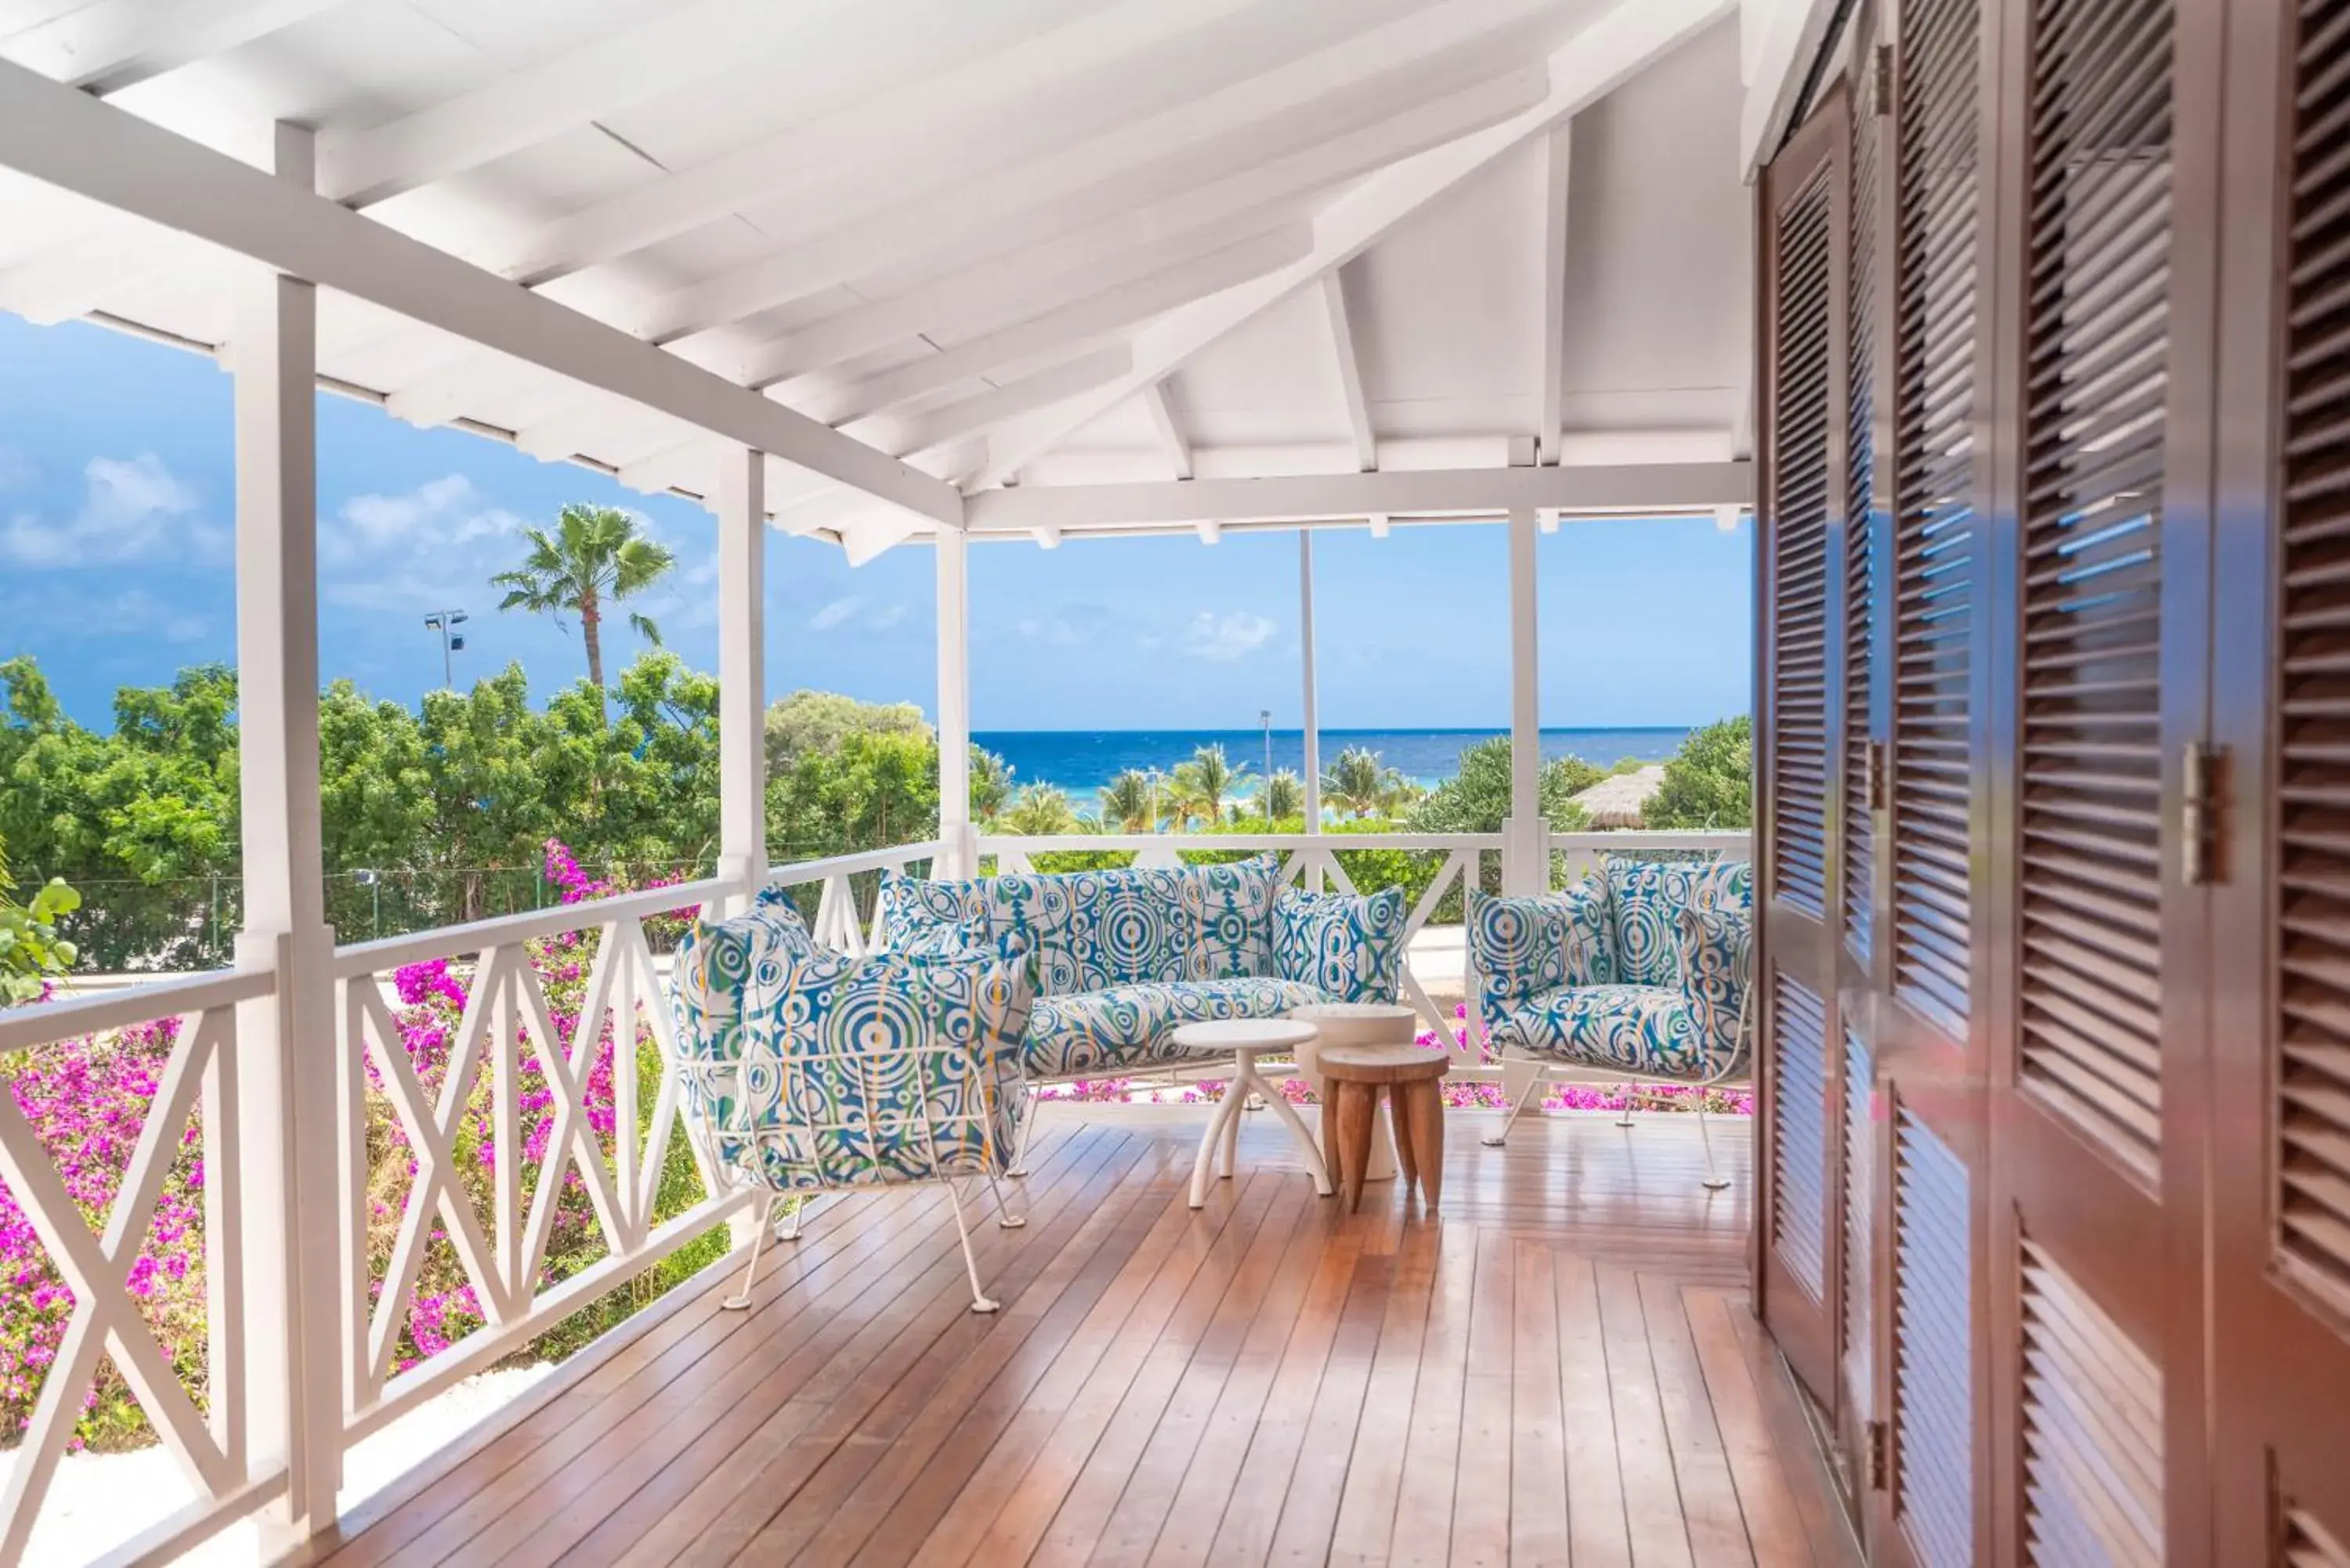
[
  {"x1": 777, "y1": 1193, "x2": 808, "y2": 1241},
  {"x1": 1482, "y1": 1057, "x2": 1546, "y2": 1148},
  {"x1": 987, "y1": 1168, "x2": 1028, "y2": 1229},
  {"x1": 1007, "y1": 1098, "x2": 1037, "y2": 1178},
  {"x1": 721, "y1": 1194, "x2": 782, "y2": 1311},
  {"x1": 945, "y1": 1179, "x2": 1001, "y2": 1313},
  {"x1": 1695, "y1": 1102, "x2": 1731, "y2": 1191}
]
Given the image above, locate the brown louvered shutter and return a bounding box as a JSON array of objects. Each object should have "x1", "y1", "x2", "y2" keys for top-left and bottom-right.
[
  {"x1": 1846, "y1": 72, "x2": 1881, "y2": 961},
  {"x1": 1773, "y1": 972, "x2": 1832, "y2": 1300},
  {"x1": 2018, "y1": 1241, "x2": 2164, "y2": 1565},
  {"x1": 2276, "y1": 0, "x2": 2350, "y2": 1325},
  {"x1": 1889, "y1": 0, "x2": 1979, "y2": 1033},
  {"x1": 2287, "y1": 1508, "x2": 2350, "y2": 1568},
  {"x1": 1893, "y1": 1111, "x2": 1973, "y2": 1568},
  {"x1": 2012, "y1": 0, "x2": 2175, "y2": 1185},
  {"x1": 1841, "y1": 1028, "x2": 1875, "y2": 1418},
  {"x1": 1773, "y1": 165, "x2": 1835, "y2": 920}
]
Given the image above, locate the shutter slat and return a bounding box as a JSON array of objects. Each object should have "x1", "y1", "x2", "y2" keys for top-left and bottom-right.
[
  {"x1": 2016, "y1": 0, "x2": 2174, "y2": 1184},
  {"x1": 1773, "y1": 163, "x2": 1836, "y2": 919},
  {"x1": 1773, "y1": 970, "x2": 1832, "y2": 1301},
  {"x1": 2276, "y1": 0, "x2": 2350, "y2": 1319},
  {"x1": 1895, "y1": 1111, "x2": 1975, "y2": 1568},
  {"x1": 1892, "y1": 0, "x2": 1980, "y2": 1030},
  {"x1": 2019, "y1": 1239, "x2": 2164, "y2": 1568}
]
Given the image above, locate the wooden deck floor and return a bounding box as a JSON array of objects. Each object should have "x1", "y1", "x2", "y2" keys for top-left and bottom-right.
[{"x1": 320, "y1": 1107, "x2": 1860, "y2": 1568}]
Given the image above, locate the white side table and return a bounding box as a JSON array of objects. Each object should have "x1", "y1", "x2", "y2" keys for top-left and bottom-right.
[
  {"x1": 1289, "y1": 1003, "x2": 1422, "y2": 1183},
  {"x1": 1170, "y1": 1018, "x2": 1335, "y2": 1209}
]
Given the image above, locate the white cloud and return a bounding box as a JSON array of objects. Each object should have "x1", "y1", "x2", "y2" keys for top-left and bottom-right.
[
  {"x1": 1012, "y1": 605, "x2": 1112, "y2": 647},
  {"x1": 809, "y1": 595, "x2": 864, "y2": 631},
  {"x1": 0, "y1": 584, "x2": 212, "y2": 645},
  {"x1": 320, "y1": 475, "x2": 527, "y2": 612},
  {"x1": 1181, "y1": 610, "x2": 1276, "y2": 662},
  {"x1": 868, "y1": 603, "x2": 908, "y2": 630},
  {"x1": 0, "y1": 453, "x2": 220, "y2": 568}
]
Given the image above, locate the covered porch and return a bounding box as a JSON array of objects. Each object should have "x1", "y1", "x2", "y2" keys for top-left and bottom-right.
[{"x1": 0, "y1": 0, "x2": 1808, "y2": 1562}]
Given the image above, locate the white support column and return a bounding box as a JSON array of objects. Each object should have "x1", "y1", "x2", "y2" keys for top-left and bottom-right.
[
  {"x1": 230, "y1": 121, "x2": 342, "y2": 1545},
  {"x1": 1503, "y1": 506, "x2": 1547, "y2": 895},
  {"x1": 716, "y1": 446, "x2": 767, "y2": 908},
  {"x1": 1299, "y1": 529, "x2": 1323, "y2": 890},
  {"x1": 935, "y1": 526, "x2": 975, "y2": 877}
]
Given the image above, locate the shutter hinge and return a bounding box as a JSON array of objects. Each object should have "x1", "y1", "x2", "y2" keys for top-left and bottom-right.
[
  {"x1": 1871, "y1": 45, "x2": 1893, "y2": 117},
  {"x1": 1865, "y1": 739, "x2": 1888, "y2": 813},
  {"x1": 2182, "y1": 741, "x2": 2227, "y2": 887},
  {"x1": 1866, "y1": 1420, "x2": 1889, "y2": 1490}
]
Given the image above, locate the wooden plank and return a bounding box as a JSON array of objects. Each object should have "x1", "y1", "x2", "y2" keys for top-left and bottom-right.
[
  {"x1": 1722, "y1": 1292, "x2": 1862, "y2": 1568},
  {"x1": 1325, "y1": 1216, "x2": 1441, "y2": 1566},
  {"x1": 906, "y1": 1169, "x2": 1282, "y2": 1565},
  {"x1": 1387, "y1": 1221, "x2": 1477, "y2": 1566},
  {"x1": 1639, "y1": 1271, "x2": 1755, "y2": 1566},
  {"x1": 494, "y1": 1130, "x2": 1132, "y2": 1565},
  {"x1": 1263, "y1": 1241, "x2": 1396, "y2": 1562},
  {"x1": 1596, "y1": 1262, "x2": 1697, "y2": 1568},
  {"x1": 1556, "y1": 1253, "x2": 1632, "y2": 1568},
  {"x1": 1448, "y1": 1222, "x2": 1517, "y2": 1566},
  {"x1": 562, "y1": 1135, "x2": 1159, "y2": 1564},
  {"x1": 982, "y1": 1172, "x2": 1289, "y2": 1564},
  {"x1": 1680, "y1": 1288, "x2": 1817, "y2": 1568},
  {"x1": 1509, "y1": 1239, "x2": 1571, "y2": 1566},
  {"x1": 1196, "y1": 1215, "x2": 1368, "y2": 1563},
  {"x1": 1081, "y1": 1183, "x2": 1319, "y2": 1564},
  {"x1": 1137, "y1": 1177, "x2": 1343, "y2": 1566}
]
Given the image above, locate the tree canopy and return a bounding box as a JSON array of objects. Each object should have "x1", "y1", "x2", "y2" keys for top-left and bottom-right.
[{"x1": 1643, "y1": 715, "x2": 1754, "y2": 829}]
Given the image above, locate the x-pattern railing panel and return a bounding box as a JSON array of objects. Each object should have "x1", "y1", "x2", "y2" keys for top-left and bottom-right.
[{"x1": 0, "y1": 1002, "x2": 242, "y2": 1566}]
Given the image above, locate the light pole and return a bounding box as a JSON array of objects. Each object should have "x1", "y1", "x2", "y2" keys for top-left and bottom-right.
[
  {"x1": 1260, "y1": 709, "x2": 1273, "y2": 786},
  {"x1": 423, "y1": 609, "x2": 469, "y2": 688}
]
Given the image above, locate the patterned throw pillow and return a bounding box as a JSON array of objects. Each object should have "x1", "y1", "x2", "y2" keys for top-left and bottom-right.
[
  {"x1": 678, "y1": 936, "x2": 1034, "y2": 1193},
  {"x1": 1602, "y1": 856, "x2": 1754, "y2": 988},
  {"x1": 673, "y1": 887, "x2": 824, "y2": 1042},
  {"x1": 1272, "y1": 885, "x2": 1406, "y2": 1004},
  {"x1": 1148, "y1": 854, "x2": 1279, "y2": 981},
  {"x1": 1466, "y1": 873, "x2": 1614, "y2": 1017},
  {"x1": 1675, "y1": 905, "x2": 1752, "y2": 1062}
]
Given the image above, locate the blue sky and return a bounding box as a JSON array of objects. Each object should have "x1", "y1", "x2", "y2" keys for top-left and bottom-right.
[{"x1": 0, "y1": 313, "x2": 1752, "y2": 732}]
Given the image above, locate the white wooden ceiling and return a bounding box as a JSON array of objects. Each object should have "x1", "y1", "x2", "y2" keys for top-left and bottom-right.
[{"x1": 0, "y1": 0, "x2": 1757, "y2": 555}]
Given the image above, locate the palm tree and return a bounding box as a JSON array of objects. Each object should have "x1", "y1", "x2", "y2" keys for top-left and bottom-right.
[
  {"x1": 490, "y1": 503, "x2": 677, "y2": 719},
  {"x1": 1322, "y1": 745, "x2": 1412, "y2": 818},
  {"x1": 1167, "y1": 744, "x2": 1252, "y2": 830},
  {"x1": 1260, "y1": 768, "x2": 1306, "y2": 821},
  {"x1": 1001, "y1": 782, "x2": 1079, "y2": 836},
  {"x1": 969, "y1": 746, "x2": 1013, "y2": 822},
  {"x1": 1098, "y1": 770, "x2": 1158, "y2": 833}
]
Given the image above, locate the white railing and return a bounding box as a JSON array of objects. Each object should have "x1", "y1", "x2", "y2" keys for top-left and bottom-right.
[
  {"x1": 761, "y1": 840, "x2": 942, "y2": 956},
  {"x1": 0, "y1": 966, "x2": 281, "y2": 1566}
]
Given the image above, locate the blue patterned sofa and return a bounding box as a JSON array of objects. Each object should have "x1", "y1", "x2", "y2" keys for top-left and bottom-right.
[
  {"x1": 1467, "y1": 856, "x2": 1754, "y2": 1174},
  {"x1": 878, "y1": 856, "x2": 1407, "y2": 1086},
  {"x1": 671, "y1": 887, "x2": 1035, "y2": 1311}
]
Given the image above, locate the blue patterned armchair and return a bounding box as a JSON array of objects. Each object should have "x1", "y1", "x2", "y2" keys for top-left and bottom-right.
[
  {"x1": 878, "y1": 857, "x2": 1406, "y2": 1092},
  {"x1": 671, "y1": 887, "x2": 1034, "y2": 1312},
  {"x1": 1467, "y1": 856, "x2": 1754, "y2": 1182}
]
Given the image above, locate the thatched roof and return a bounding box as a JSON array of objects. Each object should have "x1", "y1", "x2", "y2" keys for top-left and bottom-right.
[{"x1": 1570, "y1": 765, "x2": 1668, "y2": 829}]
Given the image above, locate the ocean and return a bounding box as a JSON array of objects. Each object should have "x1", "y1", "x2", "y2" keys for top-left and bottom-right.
[{"x1": 970, "y1": 726, "x2": 1693, "y2": 803}]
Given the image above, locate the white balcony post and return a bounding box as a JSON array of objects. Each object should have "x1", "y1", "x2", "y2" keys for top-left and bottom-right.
[
  {"x1": 1503, "y1": 506, "x2": 1547, "y2": 895},
  {"x1": 1299, "y1": 529, "x2": 1324, "y2": 890},
  {"x1": 936, "y1": 526, "x2": 975, "y2": 877},
  {"x1": 716, "y1": 446, "x2": 767, "y2": 909},
  {"x1": 230, "y1": 120, "x2": 342, "y2": 1545}
]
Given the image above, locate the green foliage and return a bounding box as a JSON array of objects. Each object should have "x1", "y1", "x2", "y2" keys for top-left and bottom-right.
[
  {"x1": 490, "y1": 503, "x2": 678, "y2": 711},
  {"x1": 1097, "y1": 770, "x2": 1159, "y2": 833},
  {"x1": 968, "y1": 746, "x2": 1013, "y2": 822},
  {"x1": 763, "y1": 688, "x2": 930, "y2": 770},
  {"x1": 1260, "y1": 768, "x2": 1305, "y2": 822},
  {"x1": 768, "y1": 729, "x2": 940, "y2": 859},
  {"x1": 1321, "y1": 746, "x2": 1416, "y2": 818},
  {"x1": 0, "y1": 830, "x2": 79, "y2": 1005},
  {"x1": 1166, "y1": 744, "x2": 1250, "y2": 829},
  {"x1": 1403, "y1": 736, "x2": 1596, "y2": 836},
  {"x1": 1645, "y1": 716, "x2": 1754, "y2": 829},
  {"x1": 1000, "y1": 782, "x2": 1079, "y2": 836}
]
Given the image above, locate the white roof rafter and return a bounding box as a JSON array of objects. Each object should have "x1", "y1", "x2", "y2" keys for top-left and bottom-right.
[
  {"x1": 972, "y1": 0, "x2": 1737, "y2": 491},
  {"x1": 1538, "y1": 121, "x2": 1573, "y2": 464},
  {"x1": 1141, "y1": 383, "x2": 1194, "y2": 481},
  {"x1": 1320, "y1": 270, "x2": 1376, "y2": 472}
]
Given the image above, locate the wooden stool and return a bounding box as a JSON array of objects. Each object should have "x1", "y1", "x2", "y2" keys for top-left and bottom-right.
[{"x1": 1318, "y1": 1044, "x2": 1450, "y2": 1213}]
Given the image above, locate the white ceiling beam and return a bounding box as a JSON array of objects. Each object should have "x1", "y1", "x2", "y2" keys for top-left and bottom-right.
[
  {"x1": 971, "y1": 0, "x2": 1737, "y2": 490},
  {"x1": 490, "y1": 0, "x2": 1264, "y2": 286},
  {"x1": 314, "y1": 0, "x2": 876, "y2": 206},
  {"x1": 0, "y1": 0, "x2": 340, "y2": 94},
  {"x1": 814, "y1": 225, "x2": 1310, "y2": 428},
  {"x1": 1538, "y1": 122, "x2": 1572, "y2": 464},
  {"x1": 1141, "y1": 383, "x2": 1193, "y2": 481},
  {"x1": 1319, "y1": 270, "x2": 1376, "y2": 473},
  {"x1": 0, "y1": 59, "x2": 961, "y2": 527},
  {"x1": 515, "y1": 402, "x2": 689, "y2": 466},
  {"x1": 964, "y1": 462, "x2": 1754, "y2": 530},
  {"x1": 637, "y1": 55, "x2": 1548, "y2": 355},
  {"x1": 736, "y1": 208, "x2": 1296, "y2": 388},
  {"x1": 880, "y1": 345, "x2": 1134, "y2": 459}
]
